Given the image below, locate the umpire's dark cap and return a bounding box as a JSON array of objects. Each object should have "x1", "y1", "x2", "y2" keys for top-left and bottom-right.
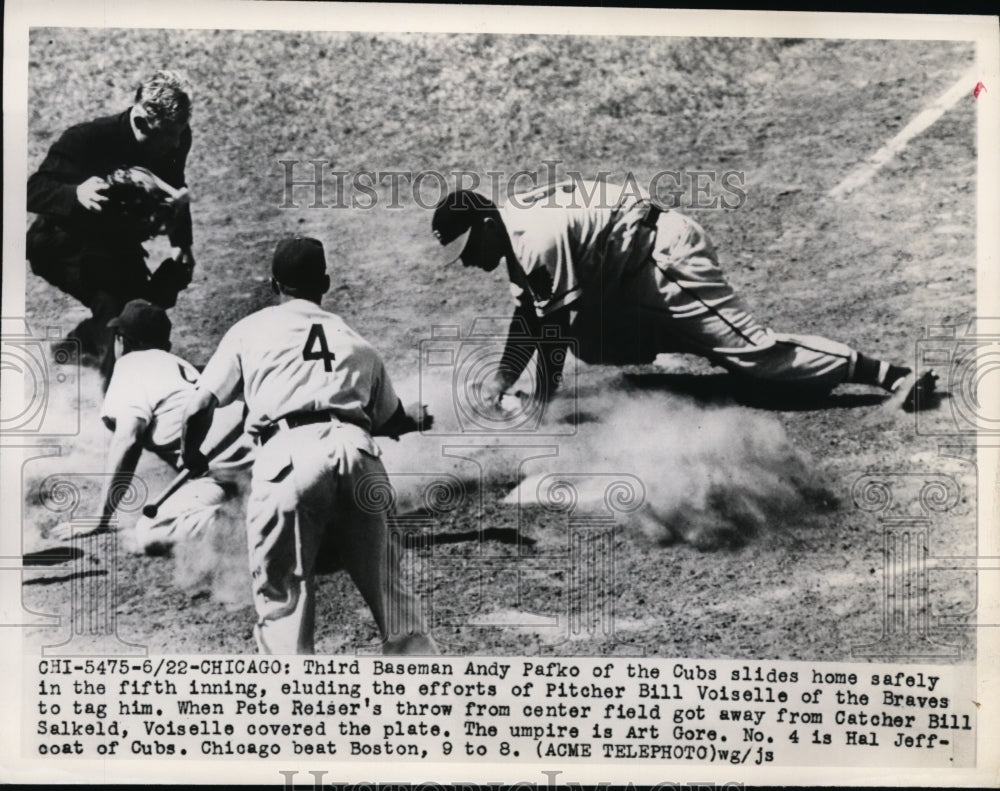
[
  {"x1": 432, "y1": 190, "x2": 495, "y2": 264},
  {"x1": 272, "y1": 236, "x2": 327, "y2": 289},
  {"x1": 107, "y1": 299, "x2": 171, "y2": 350}
]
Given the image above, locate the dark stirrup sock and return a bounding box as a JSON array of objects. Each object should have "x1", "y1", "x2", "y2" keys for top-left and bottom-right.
[{"x1": 853, "y1": 354, "x2": 912, "y2": 391}]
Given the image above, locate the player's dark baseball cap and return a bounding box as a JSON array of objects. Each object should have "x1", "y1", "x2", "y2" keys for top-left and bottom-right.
[
  {"x1": 272, "y1": 236, "x2": 327, "y2": 289},
  {"x1": 107, "y1": 299, "x2": 171, "y2": 350},
  {"x1": 432, "y1": 190, "x2": 496, "y2": 265}
]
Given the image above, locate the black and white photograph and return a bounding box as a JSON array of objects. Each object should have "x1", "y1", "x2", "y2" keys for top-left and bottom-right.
[{"x1": 2, "y1": 1, "x2": 997, "y2": 785}]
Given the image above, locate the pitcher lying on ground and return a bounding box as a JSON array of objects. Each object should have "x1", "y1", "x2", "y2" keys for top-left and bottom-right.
[{"x1": 431, "y1": 181, "x2": 937, "y2": 412}]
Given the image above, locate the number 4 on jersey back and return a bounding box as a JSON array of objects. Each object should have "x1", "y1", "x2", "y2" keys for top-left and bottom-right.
[{"x1": 302, "y1": 323, "x2": 337, "y2": 372}]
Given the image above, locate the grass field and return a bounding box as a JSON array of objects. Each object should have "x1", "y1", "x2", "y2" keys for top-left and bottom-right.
[{"x1": 20, "y1": 28, "x2": 978, "y2": 660}]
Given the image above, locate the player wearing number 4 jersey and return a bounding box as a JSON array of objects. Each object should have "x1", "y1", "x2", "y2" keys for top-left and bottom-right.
[{"x1": 182, "y1": 236, "x2": 437, "y2": 655}]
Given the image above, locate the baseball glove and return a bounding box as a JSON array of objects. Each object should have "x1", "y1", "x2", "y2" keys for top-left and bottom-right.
[{"x1": 102, "y1": 166, "x2": 180, "y2": 241}]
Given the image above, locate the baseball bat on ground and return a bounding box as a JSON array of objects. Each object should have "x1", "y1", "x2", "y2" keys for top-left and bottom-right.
[
  {"x1": 142, "y1": 468, "x2": 192, "y2": 518},
  {"x1": 141, "y1": 412, "x2": 248, "y2": 519}
]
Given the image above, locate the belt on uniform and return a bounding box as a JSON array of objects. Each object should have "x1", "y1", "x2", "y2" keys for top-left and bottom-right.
[{"x1": 255, "y1": 409, "x2": 343, "y2": 446}]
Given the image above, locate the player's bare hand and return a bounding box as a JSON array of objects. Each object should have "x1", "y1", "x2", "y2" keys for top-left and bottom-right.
[
  {"x1": 49, "y1": 521, "x2": 117, "y2": 541},
  {"x1": 75, "y1": 176, "x2": 108, "y2": 212},
  {"x1": 170, "y1": 186, "x2": 191, "y2": 207},
  {"x1": 182, "y1": 449, "x2": 209, "y2": 478},
  {"x1": 474, "y1": 376, "x2": 507, "y2": 415},
  {"x1": 405, "y1": 401, "x2": 434, "y2": 432}
]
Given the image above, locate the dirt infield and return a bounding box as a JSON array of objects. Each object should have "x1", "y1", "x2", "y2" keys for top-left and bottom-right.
[{"x1": 20, "y1": 31, "x2": 977, "y2": 659}]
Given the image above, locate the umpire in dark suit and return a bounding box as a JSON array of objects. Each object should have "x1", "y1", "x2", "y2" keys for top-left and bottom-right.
[{"x1": 27, "y1": 70, "x2": 196, "y2": 385}]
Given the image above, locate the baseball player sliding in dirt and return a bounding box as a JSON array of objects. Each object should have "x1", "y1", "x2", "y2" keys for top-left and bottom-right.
[
  {"x1": 180, "y1": 237, "x2": 438, "y2": 655},
  {"x1": 432, "y1": 180, "x2": 936, "y2": 411},
  {"x1": 51, "y1": 299, "x2": 251, "y2": 553}
]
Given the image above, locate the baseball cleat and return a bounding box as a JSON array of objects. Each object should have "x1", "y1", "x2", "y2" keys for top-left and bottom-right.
[
  {"x1": 900, "y1": 369, "x2": 939, "y2": 413},
  {"x1": 875, "y1": 370, "x2": 915, "y2": 413}
]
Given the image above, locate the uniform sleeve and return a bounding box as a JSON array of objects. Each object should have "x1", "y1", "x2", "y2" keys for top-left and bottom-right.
[
  {"x1": 368, "y1": 354, "x2": 402, "y2": 431},
  {"x1": 510, "y1": 214, "x2": 582, "y2": 317},
  {"x1": 101, "y1": 357, "x2": 153, "y2": 429},
  {"x1": 197, "y1": 327, "x2": 244, "y2": 407},
  {"x1": 506, "y1": 258, "x2": 532, "y2": 309}
]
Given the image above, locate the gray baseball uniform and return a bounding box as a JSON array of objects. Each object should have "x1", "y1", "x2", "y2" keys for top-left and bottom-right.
[
  {"x1": 501, "y1": 180, "x2": 856, "y2": 387},
  {"x1": 196, "y1": 298, "x2": 433, "y2": 654}
]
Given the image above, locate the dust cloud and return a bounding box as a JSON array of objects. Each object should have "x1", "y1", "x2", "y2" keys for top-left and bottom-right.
[
  {"x1": 172, "y1": 493, "x2": 252, "y2": 610},
  {"x1": 158, "y1": 365, "x2": 834, "y2": 605},
  {"x1": 388, "y1": 367, "x2": 835, "y2": 550}
]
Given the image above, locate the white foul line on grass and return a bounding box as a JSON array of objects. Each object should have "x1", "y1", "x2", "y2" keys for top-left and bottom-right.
[{"x1": 829, "y1": 66, "x2": 978, "y2": 200}]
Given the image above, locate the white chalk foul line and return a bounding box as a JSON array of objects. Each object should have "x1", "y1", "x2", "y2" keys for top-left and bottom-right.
[{"x1": 829, "y1": 66, "x2": 978, "y2": 200}]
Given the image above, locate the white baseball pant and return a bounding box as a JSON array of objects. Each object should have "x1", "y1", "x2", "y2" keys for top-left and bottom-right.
[
  {"x1": 580, "y1": 209, "x2": 857, "y2": 389},
  {"x1": 245, "y1": 421, "x2": 435, "y2": 655}
]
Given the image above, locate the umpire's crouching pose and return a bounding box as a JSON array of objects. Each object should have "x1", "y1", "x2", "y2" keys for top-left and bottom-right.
[
  {"x1": 181, "y1": 237, "x2": 438, "y2": 655},
  {"x1": 27, "y1": 70, "x2": 197, "y2": 382}
]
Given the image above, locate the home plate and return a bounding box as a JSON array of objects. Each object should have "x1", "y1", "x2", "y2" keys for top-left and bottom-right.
[
  {"x1": 467, "y1": 609, "x2": 661, "y2": 643},
  {"x1": 466, "y1": 609, "x2": 558, "y2": 630},
  {"x1": 468, "y1": 610, "x2": 566, "y2": 645},
  {"x1": 465, "y1": 609, "x2": 576, "y2": 644}
]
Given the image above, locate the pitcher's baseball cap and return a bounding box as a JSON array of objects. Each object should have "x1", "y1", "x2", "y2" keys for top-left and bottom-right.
[
  {"x1": 272, "y1": 236, "x2": 327, "y2": 289},
  {"x1": 432, "y1": 190, "x2": 495, "y2": 264},
  {"x1": 107, "y1": 299, "x2": 171, "y2": 350}
]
